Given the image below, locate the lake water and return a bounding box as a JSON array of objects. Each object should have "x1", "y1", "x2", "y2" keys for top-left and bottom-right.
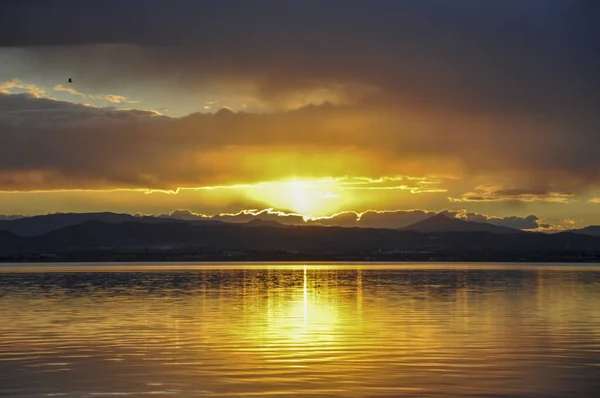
[{"x1": 1, "y1": 263, "x2": 600, "y2": 398}]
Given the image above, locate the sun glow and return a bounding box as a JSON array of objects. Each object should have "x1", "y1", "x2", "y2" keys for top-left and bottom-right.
[
  {"x1": 0, "y1": 175, "x2": 444, "y2": 218},
  {"x1": 222, "y1": 175, "x2": 446, "y2": 217},
  {"x1": 245, "y1": 179, "x2": 346, "y2": 216}
]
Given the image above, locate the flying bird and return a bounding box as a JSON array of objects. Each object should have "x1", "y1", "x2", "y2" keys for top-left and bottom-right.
[{"x1": 68, "y1": 78, "x2": 72, "y2": 83}]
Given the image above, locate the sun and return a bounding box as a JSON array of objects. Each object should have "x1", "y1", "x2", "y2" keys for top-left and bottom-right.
[
  {"x1": 288, "y1": 181, "x2": 314, "y2": 214},
  {"x1": 245, "y1": 179, "x2": 344, "y2": 216}
]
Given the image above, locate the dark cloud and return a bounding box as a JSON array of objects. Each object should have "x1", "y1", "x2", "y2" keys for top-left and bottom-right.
[
  {"x1": 161, "y1": 209, "x2": 211, "y2": 221},
  {"x1": 449, "y1": 186, "x2": 575, "y2": 204},
  {"x1": 355, "y1": 210, "x2": 436, "y2": 229},
  {"x1": 162, "y1": 208, "x2": 549, "y2": 231},
  {"x1": 1, "y1": 92, "x2": 599, "y2": 193},
  {"x1": 0, "y1": 2, "x2": 597, "y2": 231},
  {"x1": 162, "y1": 209, "x2": 306, "y2": 225},
  {"x1": 447, "y1": 212, "x2": 543, "y2": 230},
  {"x1": 0, "y1": 2, "x2": 599, "y2": 193},
  {"x1": 0, "y1": 1, "x2": 598, "y2": 117}
]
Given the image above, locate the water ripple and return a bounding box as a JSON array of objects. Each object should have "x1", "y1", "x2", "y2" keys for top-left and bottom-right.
[{"x1": 1, "y1": 263, "x2": 600, "y2": 397}]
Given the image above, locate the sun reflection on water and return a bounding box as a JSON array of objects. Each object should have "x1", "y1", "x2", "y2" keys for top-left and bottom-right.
[{"x1": 0, "y1": 264, "x2": 600, "y2": 397}]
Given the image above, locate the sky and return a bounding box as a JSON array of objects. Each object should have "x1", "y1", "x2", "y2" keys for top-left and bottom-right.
[{"x1": 0, "y1": 0, "x2": 599, "y2": 230}]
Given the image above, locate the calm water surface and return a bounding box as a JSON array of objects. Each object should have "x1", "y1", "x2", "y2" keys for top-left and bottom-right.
[{"x1": 1, "y1": 263, "x2": 600, "y2": 397}]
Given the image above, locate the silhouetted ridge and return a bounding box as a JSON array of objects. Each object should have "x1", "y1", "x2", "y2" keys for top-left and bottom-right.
[
  {"x1": 0, "y1": 230, "x2": 21, "y2": 242},
  {"x1": 1, "y1": 219, "x2": 600, "y2": 262},
  {"x1": 402, "y1": 213, "x2": 522, "y2": 234},
  {"x1": 569, "y1": 226, "x2": 600, "y2": 237},
  {"x1": 0, "y1": 212, "x2": 138, "y2": 237},
  {"x1": 244, "y1": 219, "x2": 286, "y2": 228},
  {"x1": 0, "y1": 212, "x2": 224, "y2": 237}
]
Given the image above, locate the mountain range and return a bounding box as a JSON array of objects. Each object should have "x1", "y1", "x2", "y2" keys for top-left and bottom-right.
[
  {"x1": 0, "y1": 212, "x2": 223, "y2": 237},
  {"x1": 398, "y1": 213, "x2": 523, "y2": 234},
  {"x1": 1, "y1": 212, "x2": 599, "y2": 262},
  {"x1": 0, "y1": 211, "x2": 539, "y2": 237}
]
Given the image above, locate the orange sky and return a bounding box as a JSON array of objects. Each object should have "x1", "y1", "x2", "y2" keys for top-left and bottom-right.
[{"x1": 0, "y1": 1, "x2": 599, "y2": 230}]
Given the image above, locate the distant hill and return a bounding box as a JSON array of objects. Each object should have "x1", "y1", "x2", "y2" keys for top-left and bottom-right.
[
  {"x1": 0, "y1": 230, "x2": 28, "y2": 255},
  {"x1": 0, "y1": 230, "x2": 21, "y2": 243},
  {"x1": 243, "y1": 219, "x2": 287, "y2": 228},
  {"x1": 401, "y1": 214, "x2": 522, "y2": 234},
  {"x1": 1, "y1": 219, "x2": 599, "y2": 260},
  {"x1": 0, "y1": 212, "x2": 139, "y2": 237},
  {"x1": 0, "y1": 212, "x2": 222, "y2": 237},
  {"x1": 2, "y1": 212, "x2": 600, "y2": 263},
  {"x1": 569, "y1": 226, "x2": 600, "y2": 237}
]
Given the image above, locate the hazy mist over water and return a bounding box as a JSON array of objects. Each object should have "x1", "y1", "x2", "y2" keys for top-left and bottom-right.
[{"x1": 1, "y1": 263, "x2": 600, "y2": 397}]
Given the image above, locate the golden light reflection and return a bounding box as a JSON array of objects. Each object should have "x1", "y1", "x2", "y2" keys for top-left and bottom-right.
[
  {"x1": 2, "y1": 264, "x2": 600, "y2": 397},
  {"x1": 303, "y1": 265, "x2": 308, "y2": 327},
  {"x1": 257, "y1": 265, "x2": 342, "y2": 344}
]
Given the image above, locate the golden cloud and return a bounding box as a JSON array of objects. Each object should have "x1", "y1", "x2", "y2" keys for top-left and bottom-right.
[
  {"x1": 0, "y1": 79, "x2": 46, "y2": 97},
  {"x1": 1, "y1": 92, "x2": 598, "y2": 204},
  {"x1": 449, "y1": 185, "x2": 574, "y2": 204}
]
